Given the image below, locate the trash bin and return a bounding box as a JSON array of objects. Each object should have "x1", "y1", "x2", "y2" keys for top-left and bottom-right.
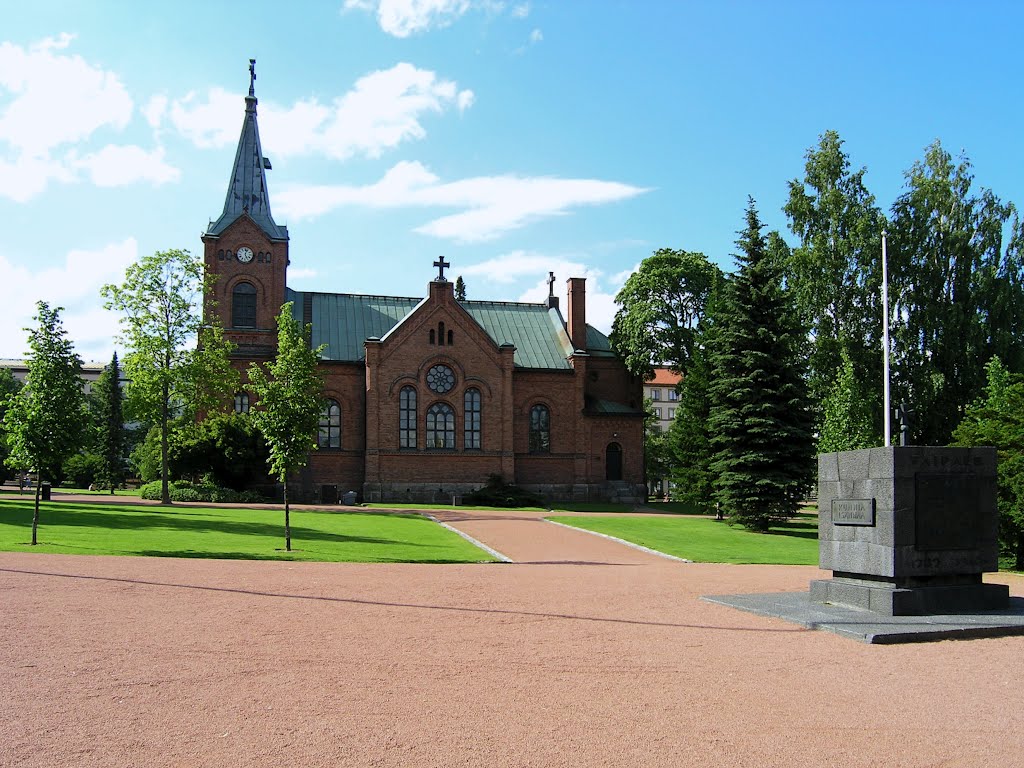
[
  {"x1": 40, "y1": 482, "x2": 51, "y2": 501},
  {"x1": 342, "y1": 490, "x2": 357, "y2": 505}
]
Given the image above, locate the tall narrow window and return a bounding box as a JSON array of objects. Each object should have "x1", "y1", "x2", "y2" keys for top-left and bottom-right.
[
  {"x1": 232, "y1": 282, "x2": 257, "y2": 328},
  {"x1": 426, "y1": 402, "x2": 455, "y2": 449},
  {"x1": 399, "y1": 386, "x2": 417, "y2": 448},
  {"x1": 233, "y1": 392, "x2": 250, "y2": 414},
  {"x1": 318, "y1": 399, "x2": 341, "y2": 449},
  {"x1": 529, "y1": 404, "x2": 550, "y2": 453},
  {"x1": 438, "y1": 321, "x2": 446, "y2": 346},
  {"x1": 464, "y1": 388, "x2": 481, "y2": 449}
]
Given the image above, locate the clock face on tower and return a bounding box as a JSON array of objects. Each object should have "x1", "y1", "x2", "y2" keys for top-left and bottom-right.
[{"x1": 236, "y1": 246, "x2": 254, "y2": 263}]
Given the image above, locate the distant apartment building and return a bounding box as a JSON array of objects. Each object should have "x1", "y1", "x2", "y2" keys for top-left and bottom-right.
[
  {"x1": 644, "y1": 366, "x2": 681, "y2": 433},
  {"x1": 644, "y1": 367, "x2": 682, "y2": 497},
  {"x1": 0, "y1": 359, "x2": 110, "y2": 395}
]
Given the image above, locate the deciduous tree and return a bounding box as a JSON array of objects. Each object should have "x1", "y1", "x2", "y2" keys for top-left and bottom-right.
[
  {"x1": 889, "y1": 141, "x2": 1022, "y2": 444},
  {"x1": 2, "y1": 303, "x2": 87, "y2": 544},
  {"x1": 611, "y1": 249, "x2": 722, "y2": 379},
  {"x1": 0, "y1": 368, "x2": 23, "y2": 485},
  {"x1": 248, "y1": 304, "x2": 325, "y2": 551},
  {"x1": 102, "y1": 249, "x2": 237, "y2": 504},
  {"x1": 817, "y1": 347, "x2": 876, "y2": 454},
  {"x1": 783, "y1": 130, "x2": 885, "y2": 439},
  {"x1": 952, "y1": 358, "x2": 1024, "y2": 569}
]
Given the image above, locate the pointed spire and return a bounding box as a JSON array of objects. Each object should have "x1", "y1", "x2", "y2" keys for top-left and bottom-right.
[{"x1": 205, "y1": 58, "x2": 288, "y2": 241}]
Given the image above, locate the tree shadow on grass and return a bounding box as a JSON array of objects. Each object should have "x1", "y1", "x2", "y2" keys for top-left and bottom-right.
[{"x1": 0, "y1": 503, "x2": 410, "y2": 547}]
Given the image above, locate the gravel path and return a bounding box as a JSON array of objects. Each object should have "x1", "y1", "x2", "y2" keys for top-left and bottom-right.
[{"x1": 2, "y1": 504, "x2": 1023, "y2": 767}]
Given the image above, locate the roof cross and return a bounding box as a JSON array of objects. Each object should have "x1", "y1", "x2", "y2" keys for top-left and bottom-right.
[
  {"x1": 249, "y1": 59, "x2": 256, "y2": 97},
  {"x1": 433, "y1": 256, "x2": 450, "y2": 281},
  {"x1": 547, "y1": 271, "x2": 556, "y2": 297}
]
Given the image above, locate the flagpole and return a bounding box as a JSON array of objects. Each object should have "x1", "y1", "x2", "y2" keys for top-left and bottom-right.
[{"x1": 882, "y1": 230, "x2": 891, "y2": 447}]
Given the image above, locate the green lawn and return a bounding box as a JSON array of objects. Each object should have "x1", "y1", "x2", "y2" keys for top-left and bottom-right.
[
  {"x1": 548, "y1": 514, "x2": 820, "y2": 564},
  {"x1": 0, "y1": 496, "x2": 495, "y2": 563}
]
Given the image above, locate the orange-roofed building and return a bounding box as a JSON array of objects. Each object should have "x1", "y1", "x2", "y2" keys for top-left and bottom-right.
[{"x1": 644, "y1": 367, "x2": 682, "y2": 497}]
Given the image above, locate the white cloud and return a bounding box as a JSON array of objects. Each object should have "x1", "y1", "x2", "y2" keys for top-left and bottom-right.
[
  {"x1": 0, "y1": 238, "x2": 139, "y2": 360},
  {"x1": 170, "y1": 64, "x2": 469, "y2": 161},
  {"x1": 0, "y1": 34, "x2": 132, "y2": 156},
  {"x1": 0, "y1": 35, "x2": 180, "y2": 200},
  {"x1": 168, "y1": 87, "x2": 239, "y2": 149},
  {"x1": 529, "y1": 28, "x2": 542, "y2": 44},
  {"x1": 276, "y1": 160, "x2": 649, "y2": 242},
  {"x1": 345, "y1": 0, "x2": 473, "y2": 37},
  {"x1": 287, "y1": 268, "x2": 320, "y2": 280},
  {"x1": 511, "y1": 3, "x2": 530, "y2": 19},
  {"x1": 460, "y1": 251, "x2": 630, "y2": 334},
  {"x1": 461, "y1": 251, "x2": 587, "y2": 284},
  {"x1": 0, "y1": 153, "x2": 74, "y2": 202},
  {"x1": 71, "y1": 145, "x2": 180, "y2": 187},
  {"x1": 142, "y1": 94, "x2": 168, "y2": 130}
]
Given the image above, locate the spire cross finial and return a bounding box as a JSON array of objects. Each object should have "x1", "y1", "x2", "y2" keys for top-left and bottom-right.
[
  {"x1": 433, "y1": 256, "x2": 450, "y2": 281},
  {"x1": 547, "y1": 271, "x2": 556, "y2": 297},
  {"x1": 248, "y1": 59, "x2": 256, "y2": 97}
]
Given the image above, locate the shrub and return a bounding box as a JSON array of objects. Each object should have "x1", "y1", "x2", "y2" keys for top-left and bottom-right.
[
  {"x1": 138, "y1": 479, "x2": 267, "y2": 504},
  {"x1": 464, "y1": 474, "x2": 544, "y2": 508}
]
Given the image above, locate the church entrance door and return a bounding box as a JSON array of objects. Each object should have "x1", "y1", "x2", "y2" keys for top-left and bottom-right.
[{"x1": 605, "y1": 442, "x2": 623, "y2": 481}]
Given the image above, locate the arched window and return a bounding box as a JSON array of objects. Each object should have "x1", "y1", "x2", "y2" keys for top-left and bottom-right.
[
  {"x1": 399, "y1": 386, "x2": 417, "y2": 448},
  {"x1": 318, "y1": 399, "x2": 341, "y2": 449},
  {"x1": 233, "y1": 392, "x2": 250, "y2": 414},
  {"x1": 426, "y1": 402, "x2": 455, "y2": 449},
  {"x1": 464, "y1": 388, "x2": 481, "y2": 449},
  {"x1": 232, "y1": 282, "x2": 257, "y2": 328},
  {"x1": 429, "y1": 329, "x2": 436, "y2": 345},
  {"x1": 438, "y1": 321, "x2": 446, "y2": 346},
  {"x1": 447, "y1": 329, "x2": 454, "y2": 345},
  {"x1": 529, "y1": 404, "x2": 550, "y2": 453}
]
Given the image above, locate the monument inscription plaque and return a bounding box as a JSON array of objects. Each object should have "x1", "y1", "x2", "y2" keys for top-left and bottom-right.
[{"x1": 831, "y1": 498, "x2": 875, "y2": 526}]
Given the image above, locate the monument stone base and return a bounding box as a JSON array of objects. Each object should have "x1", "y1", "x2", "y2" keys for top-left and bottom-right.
[{"x1": 809, "y1": 573, "x2": 1009, "y2": 617}]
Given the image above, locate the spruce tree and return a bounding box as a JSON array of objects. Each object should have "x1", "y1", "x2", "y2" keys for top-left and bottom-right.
[
  {"x1": 707, "y1": 199, "x2": 815, "y2": 531},
  {"x1": 667, "y1": 338, "x2": 714, "y2": 510},
  {"x1": 93, "y1": 352, "x2": 126, "y2": 493},
  {"x1": 454, "y1": 275, "x2": 467, "y2": 302}
]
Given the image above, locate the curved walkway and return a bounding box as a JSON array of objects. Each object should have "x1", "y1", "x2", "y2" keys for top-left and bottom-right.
[{"x1": 2, "y1": 495, "x2": 1023, "y2": 767}]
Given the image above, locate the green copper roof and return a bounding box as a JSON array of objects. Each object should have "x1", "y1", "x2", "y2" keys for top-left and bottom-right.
[
  {"x1": 586, "y1": 325, "x2": 616, "y2": 356},
  {"x1": 462, "y1": 303, "x2": 573, "y2": 369},
  {"x1": 287, "y1": 290, "x2": 596, "y2": 369},
  {"x1": 586, "y1": 397, "x2": 644, "y2": 416}
]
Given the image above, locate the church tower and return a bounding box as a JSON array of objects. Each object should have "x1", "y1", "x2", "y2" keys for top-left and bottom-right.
[{"x1": 202, "y1": 59, "x2": 289, "y2": 359}]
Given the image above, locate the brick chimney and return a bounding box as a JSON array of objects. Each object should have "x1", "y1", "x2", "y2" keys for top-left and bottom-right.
[{"x1": 566, "y1": 277, "x2": 587, "y2": 351}]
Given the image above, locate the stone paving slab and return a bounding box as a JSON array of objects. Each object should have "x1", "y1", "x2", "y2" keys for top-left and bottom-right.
[{"x1": 703, "y1": 591, "x2": 1024, "y2": 644}]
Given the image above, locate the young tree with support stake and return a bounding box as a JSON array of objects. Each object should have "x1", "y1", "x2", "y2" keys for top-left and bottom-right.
[
  {"x1": 247, "y1": 304, "x2": 325, "y2": 552},
  {"x1": 2, "y1": 302, "x2": 87, "y2": 545}
]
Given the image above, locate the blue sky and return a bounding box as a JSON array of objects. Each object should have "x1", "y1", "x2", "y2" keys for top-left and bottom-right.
[{"x1": 3, "y1": 1, "x2": 1022, "y2": 362}]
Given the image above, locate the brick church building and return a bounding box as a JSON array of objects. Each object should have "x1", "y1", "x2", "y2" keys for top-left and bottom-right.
[{"x1": 202, "y1": 66, "x2": 645, "y2": 504}]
